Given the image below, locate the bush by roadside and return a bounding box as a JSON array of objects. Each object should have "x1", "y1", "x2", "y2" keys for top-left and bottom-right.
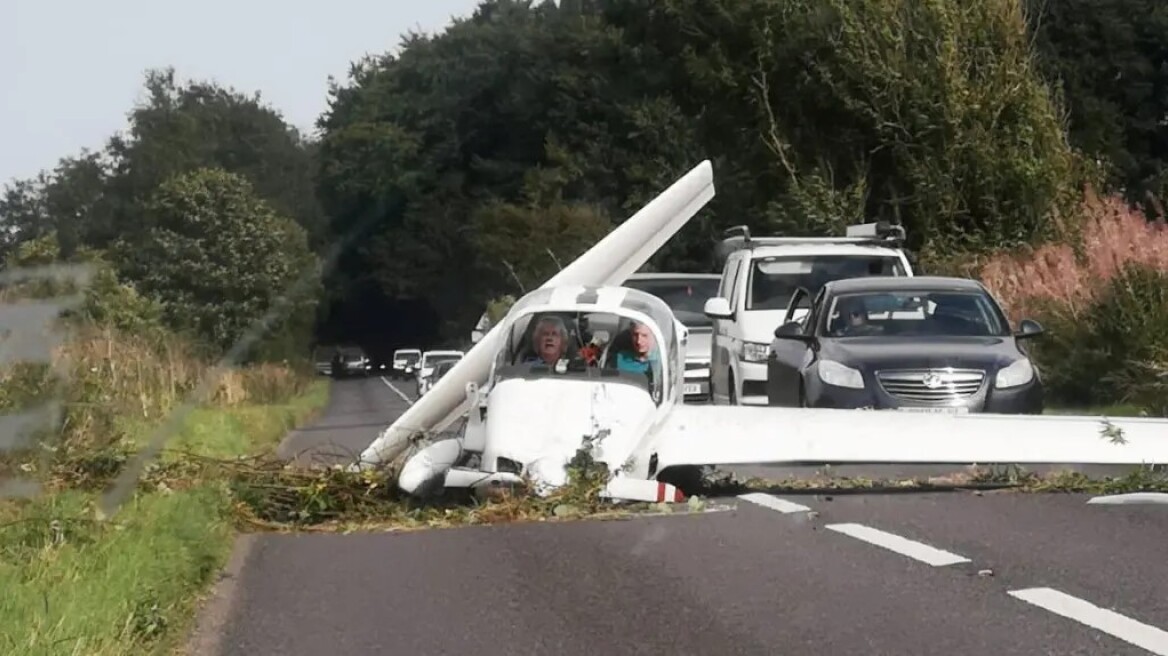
[
  {"x1": 0, "y1": 267, "x2": 328, "y2": 654},
  {"x1": 974, "y1": 190, "x2": 1168, "y2": 414}
]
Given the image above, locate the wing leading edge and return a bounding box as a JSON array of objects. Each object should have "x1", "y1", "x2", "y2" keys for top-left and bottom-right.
[{"x1": 651, "y1": 405, "x2": 1168, "y2": 471}]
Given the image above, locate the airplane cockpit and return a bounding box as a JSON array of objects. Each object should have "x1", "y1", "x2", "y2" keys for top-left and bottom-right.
[{"x1": 488, "y1": 287, "x2": 682, "y2": 405}]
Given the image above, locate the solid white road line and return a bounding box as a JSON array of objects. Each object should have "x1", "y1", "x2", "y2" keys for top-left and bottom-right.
[
  {"x1": 738, "y1": 493, "x2": 812, "y2": 514},
  {"x1": 1009, "y1": 587, "x2": 1168, "y2": 656},
  {"x1": 825, "y1": 523, "x2": 971, "y2": 567},
  {"x1": 379, "y1": 376, "x2": 414, "y2": 406}
]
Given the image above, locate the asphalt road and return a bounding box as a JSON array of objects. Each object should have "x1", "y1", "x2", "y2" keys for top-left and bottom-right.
[
  {"x1": 196, "y1": 376, "x2": 1168, "y2": 656},
  {"x1": 276, "y1": 374, "x2": 414, "y2": 465}
]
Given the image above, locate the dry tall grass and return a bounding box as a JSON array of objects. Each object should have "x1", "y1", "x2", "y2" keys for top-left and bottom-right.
[
  {"x1": 975, "y1": 190, "x2": 1168, "y2": 411},
  {"x1": 979, "y1": 190, "x2": 1168, "y2": 322},
  {"x1": 1, "y1": 324, "x2": 315, "y2": 463}
]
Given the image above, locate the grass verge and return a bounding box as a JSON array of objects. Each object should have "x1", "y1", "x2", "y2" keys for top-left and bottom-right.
[{"x1": 0, "y1": 380, "x2": 329, "y2": 656}]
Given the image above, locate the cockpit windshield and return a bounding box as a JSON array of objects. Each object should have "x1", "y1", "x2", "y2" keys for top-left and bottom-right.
[
  {"x1": 493, "y1": 287, "x2": 680, "y2": 404},
  {"x1": 495, "y1": 310, "x2": 664, "y2": 399}
]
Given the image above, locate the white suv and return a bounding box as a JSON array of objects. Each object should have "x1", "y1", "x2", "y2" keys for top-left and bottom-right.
[
  {"x1": 702, "y1": 223, "x2": 915, "y2": 405},
  {"x1": 416, "y1": 350, "x2": 465, "y2": 397}
]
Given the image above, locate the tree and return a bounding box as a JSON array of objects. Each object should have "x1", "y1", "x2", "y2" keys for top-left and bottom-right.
[
  {"x1": 471, "y1": 199, "x2": 612, "y2": 292},
  {"x1": 100, "y1": 68, "x2": 328, "y2": 251},
  {"x1": 113, "y1": 168, "x2": 320, "y2": 361},
  {"x1": 1025, "y1": 0, "x2": 1168, "y2": 211},
  {"x1": 0, "y1": 152, "x2": 110, "y2": 261}
]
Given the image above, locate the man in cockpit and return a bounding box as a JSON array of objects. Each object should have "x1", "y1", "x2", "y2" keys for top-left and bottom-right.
[
  {"x1": 614, "y1": 320, "x2": 659, "y2": 375},
  {"x1": 525, "y1": 316, "x2": 571, "y2": 365}
]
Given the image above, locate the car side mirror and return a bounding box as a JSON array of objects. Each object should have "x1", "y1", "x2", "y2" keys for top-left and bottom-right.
[
  {"x1": 704, "y1": 297, "x2": 733, "y2": 320},
  {"x1": 471, "y1": 330, "x2": 484, "y2": 344},
  {"x1": 773, "y1": 320, "x2": 813, "y2": 342},
  {"x1": 1015, "y1": 318, "x2": 1044, "y2": 339}
]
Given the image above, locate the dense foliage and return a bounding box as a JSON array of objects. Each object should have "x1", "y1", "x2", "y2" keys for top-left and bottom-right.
[{"x1": 2, "y1": 0, "x2": 1166, "y2": 410}]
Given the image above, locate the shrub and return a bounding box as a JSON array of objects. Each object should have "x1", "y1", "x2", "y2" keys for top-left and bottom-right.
[{"x1": 978, "y1": 191, "x2": 1168, "y2": 410}]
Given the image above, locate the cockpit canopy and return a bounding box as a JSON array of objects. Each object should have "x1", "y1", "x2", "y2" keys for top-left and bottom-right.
[{"x1": 490, "y1": 286, "x2": 682, "y2": 404}]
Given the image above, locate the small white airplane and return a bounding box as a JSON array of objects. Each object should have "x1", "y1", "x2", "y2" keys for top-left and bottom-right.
[
  {"x1": 391, "y1": 282, "x2": 1168, "y2": 502},
  {"x1": 359, "y1": 160, "x2": 1168, "y2": 503}
]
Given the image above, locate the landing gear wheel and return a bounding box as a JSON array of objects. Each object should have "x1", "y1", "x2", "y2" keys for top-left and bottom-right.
[{"x1": 658, "y1": 465, "x2": 705, "y2": 497}]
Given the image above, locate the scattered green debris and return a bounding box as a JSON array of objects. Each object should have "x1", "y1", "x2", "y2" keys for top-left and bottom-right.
[{"x1": 1099, "y1": 418, "x2": 1128, "y2": 445}]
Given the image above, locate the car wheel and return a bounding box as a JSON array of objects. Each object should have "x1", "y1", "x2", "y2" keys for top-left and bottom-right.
[{"x1": 728, "y1": 372, "x2": 737, "y2": 406}]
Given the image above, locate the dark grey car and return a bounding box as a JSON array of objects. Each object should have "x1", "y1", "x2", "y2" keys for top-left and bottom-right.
[{"x1": 766, "y1": 276, "x2": 1046, "y2": 414}]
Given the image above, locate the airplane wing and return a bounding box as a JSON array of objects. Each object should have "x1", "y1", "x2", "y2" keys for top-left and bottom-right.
[{"x1": 651, "y1": 405, "x2": 1168, "y2": 471}]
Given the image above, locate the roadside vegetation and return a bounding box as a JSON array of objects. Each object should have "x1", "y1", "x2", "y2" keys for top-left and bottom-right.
[
  {"x1": 2, "y1": 0, "x2": 1167, "y2": 650},
  {"x1": 0, "y1": 86, "x2": 327, "y2": 652}
]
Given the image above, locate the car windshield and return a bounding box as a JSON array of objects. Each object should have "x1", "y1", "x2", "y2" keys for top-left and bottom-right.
[
  {"x1": 395, "y1": 352, "x2": 420, "y2": 363},
  {"x1": 494, "y1": 309, "x2": 670, "y2": 403},
  {"x1": 822, "y1": 290, "x2": 1009, "y2": 337},
  {"x1": 624, "y1": 277, "x2": 720, "y2": 329},
  {"x1": 748, "y1": 255, "x2": 906, "y2": 311},
  {"x1": 426, "y1": 354, "x2": 461, "y2": 367},
  {"x1": 339, "y1": 347, "x2": 365, "y2": 360}
]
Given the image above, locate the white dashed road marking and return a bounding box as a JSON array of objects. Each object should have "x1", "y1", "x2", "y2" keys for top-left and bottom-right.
[
  {"x1": 825, "y1": 523, "x2": 971, "y2": 567},
  {"x1": 737, "y1": 493, "x2": 812, "y2": 514},
  {"x1": 1009, "y1": 588, "x2": 1168, "y2": 655},
  {"x1": 379, "y1": 377, "x2": 414, "y2": 406}
]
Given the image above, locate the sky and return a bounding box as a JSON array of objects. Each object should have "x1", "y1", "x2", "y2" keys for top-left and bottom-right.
[{"x1": 1, "y1": 0, "x2": 483, "y2": 186}]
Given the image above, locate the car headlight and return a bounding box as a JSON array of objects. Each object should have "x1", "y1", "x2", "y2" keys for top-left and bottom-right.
[
  {"x1": 818, "y1": 360, "x2": 865, "y2": 389},
  {"x1": 995, "y1": 359, "x2": 1034, "y2": 389},
  {"x1": 742, "y1": 342, "x2": 770, "y2": 363}
]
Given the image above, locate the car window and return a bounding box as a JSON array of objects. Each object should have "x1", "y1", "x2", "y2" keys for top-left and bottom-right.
[
  {"x1": 624, "y1": 278, "x2": 720, "y2": 329},
  {"x1": 747, "y1": 255, "x2": 905, "y2": 311},
  {"x1": 822, "y1": 290, "x2": 1009, "y2": 337}
]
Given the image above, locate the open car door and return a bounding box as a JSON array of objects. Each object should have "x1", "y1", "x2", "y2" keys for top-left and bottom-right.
[{"x1": 769, "y1": 286, "x2": 814, "y2": 385}]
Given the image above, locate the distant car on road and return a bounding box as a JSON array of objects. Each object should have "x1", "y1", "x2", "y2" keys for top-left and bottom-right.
[
  {"x1": 418, "y1": 359, "x2": 459, "y2": 398},
  {"x1": 415, "y1": 349, "x2": 464, "y2": 396},
  {"x1": 313, "y1": 346, "x2": 336, "y2": 376},
  {"x1": 331, "y1": 346, "x2": 371, "y2": 379},
  {"x1": 766, "y1": 276, "x2": 1045, "y2": 414},
  {"x1": 391, "y1": 348, "x2": 422, "y2": 380}
]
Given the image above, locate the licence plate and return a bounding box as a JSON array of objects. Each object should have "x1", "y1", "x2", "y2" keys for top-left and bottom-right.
[
  {"x1": 897, "y1": 406, "x2": 969, "y2": 415},
  {"x1": 684, "y1": 383, "x2": 702, "y2": 395}
]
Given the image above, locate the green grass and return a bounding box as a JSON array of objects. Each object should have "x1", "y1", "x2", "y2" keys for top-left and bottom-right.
[{"x1": 0, "y1": 380, "x2": 329, "y2": 656}]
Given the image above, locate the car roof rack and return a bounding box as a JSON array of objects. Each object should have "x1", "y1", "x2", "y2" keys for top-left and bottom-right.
[{"x1": 717, "y1": 222, "x2": 907, "y2": 260}]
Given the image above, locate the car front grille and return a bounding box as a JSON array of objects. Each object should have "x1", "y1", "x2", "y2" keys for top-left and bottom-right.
[
  {"x1": 684, "y1": 361, "x2": 708, "y2": 371},
  {"x1": 875, "y1": 368, "x2": 985, "y2": 404}
]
